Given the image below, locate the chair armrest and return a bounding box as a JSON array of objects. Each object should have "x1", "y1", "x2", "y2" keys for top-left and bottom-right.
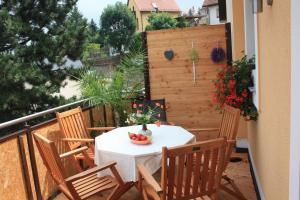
[
  {"x1": 61, "y1": 138, "x2": 94, "y2": 143},
  {"x1": 60, "y1": 146, "x2": 89, "y2": 159},
  {"x1": 65, "y1": 161, "x2": 117, "y2": 183},
  {"x1": 137, "y1": 164, "x2": 162, "y2": 193},
  {"x1": 87, "y1": 127, "x2": 115, "y2": 131},
  {"x1": 227, "y1": 139, "x2": 236, "y2": 144},
  {"x1": 187, "y1": 128, "x2": 220, "y2": 132}
]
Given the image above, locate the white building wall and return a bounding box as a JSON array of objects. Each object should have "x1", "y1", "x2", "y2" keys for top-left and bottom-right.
[{"x1": 208, "y1": 5, "x2": 220, "y2": 25}]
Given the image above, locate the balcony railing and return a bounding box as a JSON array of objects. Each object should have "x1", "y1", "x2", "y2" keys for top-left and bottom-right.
[{"x1": 0, "y1": 100, "x2": 115, "y2": 200}]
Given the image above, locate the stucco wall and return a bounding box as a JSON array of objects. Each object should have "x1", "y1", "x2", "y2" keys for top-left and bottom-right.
[{"x1": 247, "y1": 1, "x2": 291, "y2": 200}]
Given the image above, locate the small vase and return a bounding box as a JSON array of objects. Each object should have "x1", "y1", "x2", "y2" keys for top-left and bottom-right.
[{"x1": 138, "y1": 124, "x2": 152, "y2": 136}]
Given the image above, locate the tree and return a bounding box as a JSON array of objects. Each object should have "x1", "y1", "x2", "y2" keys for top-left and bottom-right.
[
  {"x1": 145, "y1": 12, "x2": 177, "y2": 31},
  {"x1": 0, "y1": 1, "x2": 87, "y2": 126},
  {"x1": 188, "y1": 6, "x2": 195, "y2": 16},
  {"x1": 87, "y1": 19, "x2": 102, "y2": 44},
  {"x1": 100, "y1": 2, "x2": 136, "y2": 53},
  {"x1": 176, "y1": 17, "x2": 189, "y2": 28}
]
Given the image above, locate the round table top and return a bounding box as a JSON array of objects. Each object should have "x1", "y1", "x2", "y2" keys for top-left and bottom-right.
[{"x1": 95, "y1": 124, "x2": 195, "y2": 157}]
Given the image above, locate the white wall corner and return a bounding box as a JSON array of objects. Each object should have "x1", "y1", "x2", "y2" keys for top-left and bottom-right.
[
  {"x1": 236, "y1": 138, "x2": 249, "y2": 149},
  {"x1": 289, "y1": 0, "x2": 300, "y2": 199}
]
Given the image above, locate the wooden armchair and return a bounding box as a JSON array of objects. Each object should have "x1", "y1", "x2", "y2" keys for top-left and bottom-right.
[
  {"x1": 138, "y1": 138, "x2": 226, "y2": 200},
  {"x1": 33, "y1": 133, "x2": 132, "y2": 200},
  {"x1": 56, "y1": 106, "x2": 115, "y2": 169},
  {"x1": 188, "y1": 105, "x2": 246, "y2": 200}
]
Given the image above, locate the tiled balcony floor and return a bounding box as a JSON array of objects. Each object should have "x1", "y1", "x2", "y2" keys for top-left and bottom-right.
[{"x1": 55, "y1": 152, "x2": 257, "y2": 200}]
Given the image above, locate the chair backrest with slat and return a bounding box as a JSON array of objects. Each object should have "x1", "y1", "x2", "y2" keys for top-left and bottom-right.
[
  {"x1": 160, "y1": 138, "x2": 226, "y2": 200},
  {"x1": 56, "y1": 107, "x2": 90, "y2": 150},
  {"x1": 218, "y1": 105, "x2": 241, "y2": 140},
  {"x1": 218, "y1": 105, "x2": 240, "y2": 170},
  {"x1": 33, "y1": 133, "x2": 68, "y2": 186},
  {"x1": 33, "y1": 133, "x2": 80, "y2": 199}
]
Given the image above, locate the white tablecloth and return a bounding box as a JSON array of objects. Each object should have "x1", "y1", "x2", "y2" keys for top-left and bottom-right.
[{"x1": 94, "y1": 124, "x2": 195, "y2": 182}]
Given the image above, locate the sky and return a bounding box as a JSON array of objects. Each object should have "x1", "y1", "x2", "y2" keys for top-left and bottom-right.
[{"x1": 77, "y1": 0, "x2": 204, "y2": 23}]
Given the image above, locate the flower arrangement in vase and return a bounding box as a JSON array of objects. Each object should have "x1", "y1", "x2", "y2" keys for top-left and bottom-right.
[
  {"x1": 128, "y1": 102, "x2": 162, "y2": 136},
  {"x1": 212, "y1": 55, "x2": 258, "y2": 121}
]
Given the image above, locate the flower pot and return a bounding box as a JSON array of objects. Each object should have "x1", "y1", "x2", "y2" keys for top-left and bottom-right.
[{"x1": 138, "y1": 124, "x2": 152, "y2": 136}]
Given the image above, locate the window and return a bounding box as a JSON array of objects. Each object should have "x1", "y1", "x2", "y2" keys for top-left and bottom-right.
[{"x1": 244, "y1": 0, "x2": 259, "y2": 109}]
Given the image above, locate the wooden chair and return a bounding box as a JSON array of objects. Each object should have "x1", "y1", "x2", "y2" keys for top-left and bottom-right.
[
  {"x1": 188, "y1": 105, "x2": 246, "y2": 200},
  {"x1": 33, "y1": 133, "x2": 132, "y2": 200},
  {"x1": 137, "y1": 138, "x2": 226, "y2": 200},
  {"x1": 56, "y1": 106, "x2": 115, "y2": 169}
]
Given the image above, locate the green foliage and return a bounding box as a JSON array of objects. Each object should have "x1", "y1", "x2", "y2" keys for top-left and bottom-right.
[
  {"x1": 86, "y1": 19, "x2": 102, "y2": 44},
  {"x1": 82, "y1": 43, "x2": 101, "y2": 67},
  {"x1": 0, "y1": 1, "x2": 87, "y2": 127},
  {"x1": 79, "y1": 45, "x2": 145, "y2": 126},
  {"x1": 145, "y1": 12, "x2": 177, "y2": 31},
  {"x1": 100, "y1": 2, "x2": 136, "y2": 53},
  {"x1": 118, "y1": 41, "x2": 145, "y2": 87},
  {"x1": 80, "y1": 70, "x2": 142, "y2": 126},
  {"x1": 176, "y1": 17, "x2": 189, "y2": 28}
]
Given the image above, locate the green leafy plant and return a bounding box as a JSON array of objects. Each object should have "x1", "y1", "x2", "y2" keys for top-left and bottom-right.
[
  {"x1": 212, "y1": 55, "x2": 258, "y2": 120},
  {"x1": 145, "y1": 12, "x2": 178, "y2": 31},
  {"x1": 100, "y1": 2, "x2": 136, "y2": 53},
  {"x1": 128, "y1": 103, "x2": 162, "y2": 125},
  {"x1": 190, "y1": 48, "x2": 199, "y2": 62},
  {"x1": 79, "y1": 44, "x2": 145, "y2": 126}
]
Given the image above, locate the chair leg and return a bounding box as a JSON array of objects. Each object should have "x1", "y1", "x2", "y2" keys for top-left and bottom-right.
[
  {"x1": 221, "y1": 174, "x2": 247, "y2": 200},
  {"x1": 142, "y1": 189, "x2": 149, "y2": 200},
  {"x1": 108, "y1": 182, "x2": 134, "y2": 200}
]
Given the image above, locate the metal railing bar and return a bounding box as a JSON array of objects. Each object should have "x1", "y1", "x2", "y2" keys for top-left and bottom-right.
[
  {"x1": 0, "y1": 99, "x2": 88, "y2": 130},
  {"x1": 0, "y1": 129, "x2": 26, "y2": 143},
  {"x1": 25, "y1": 125, "x2": 42, "y2": 200},
  {"x1": 17, "y1": 135, "x2": 34, "y2": 200},
  {"x1": 0, "y1": 104, "x2": 96, "y2": 143}
]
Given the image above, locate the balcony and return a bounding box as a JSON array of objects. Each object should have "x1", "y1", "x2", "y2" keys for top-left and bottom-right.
[{"x1": 0, "y1": 99, "x2": 257, "y2": 200}]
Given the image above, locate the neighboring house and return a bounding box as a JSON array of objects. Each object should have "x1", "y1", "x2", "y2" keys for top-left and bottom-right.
[
  {"x1": 127, "y1": 0, "x2": 181, "y2": 32},
  {"x1": 223, "y1": 0, "x2": 300, "y2": 200},
  {"x1": 202, "y1": 0, "x2": 220, "y2": 25}
]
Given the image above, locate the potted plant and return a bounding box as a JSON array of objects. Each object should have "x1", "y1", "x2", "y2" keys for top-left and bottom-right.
[
  {"x1": 212, "y1": 55, "x2": 258, "y2": 121},
  {"x1": 128, "y1": 102, "x2": 162, "y2": 136}
]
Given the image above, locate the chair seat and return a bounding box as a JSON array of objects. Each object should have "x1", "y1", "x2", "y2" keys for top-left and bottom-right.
[{"x1": 72, "y1": 174, "x2": 118, "y2": 199}]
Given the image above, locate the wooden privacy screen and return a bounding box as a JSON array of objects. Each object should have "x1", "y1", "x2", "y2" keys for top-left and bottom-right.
[{"x1": 146, "y1": 25, "x2": 228, "y2": 128}]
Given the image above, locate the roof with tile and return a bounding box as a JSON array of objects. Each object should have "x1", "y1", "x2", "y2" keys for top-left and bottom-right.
[
  {"x1": 132, "y1": 0, "x2": 181, "y2": 12},
  {"x1": 202, "y1": 0, "x2": 218, "y2": 7}
]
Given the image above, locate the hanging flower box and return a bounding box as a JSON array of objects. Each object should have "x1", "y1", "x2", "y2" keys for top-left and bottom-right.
[{"x1": 212, "y1": 55, "x2": 258, "y2": 121}]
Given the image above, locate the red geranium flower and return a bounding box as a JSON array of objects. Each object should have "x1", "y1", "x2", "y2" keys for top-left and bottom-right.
[{"x1": 242, "y1": 89, "x2": 248, "y2": 98}]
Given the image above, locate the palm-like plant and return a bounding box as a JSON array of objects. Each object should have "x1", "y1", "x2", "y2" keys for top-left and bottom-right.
[{"x1": 79, "y1": 44, "x2": 145, "y2": 126}]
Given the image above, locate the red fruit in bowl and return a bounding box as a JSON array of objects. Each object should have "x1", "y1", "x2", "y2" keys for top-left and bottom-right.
[
  {"x1": 141, "y1": 135, "x2": 147, "y2": 141},
  {"x1": 132, "y1": 136, "x2": 137, "y2": 140}
]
